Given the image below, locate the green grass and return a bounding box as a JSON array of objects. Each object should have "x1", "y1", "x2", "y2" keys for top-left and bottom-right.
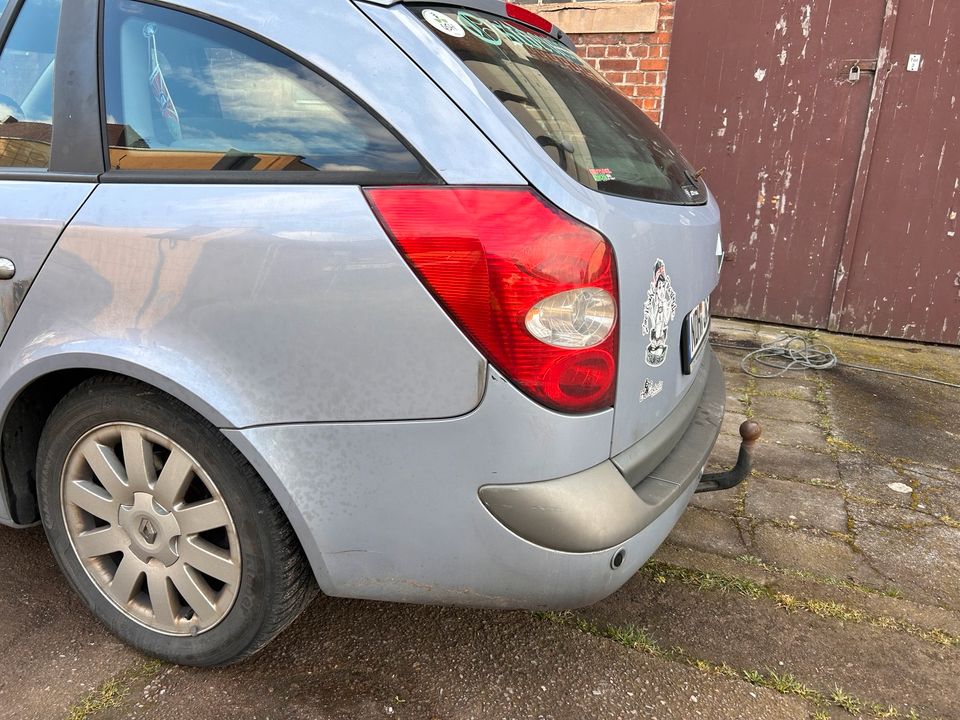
[
  {"x1": 831, "y1": 686, "x2": 862, "y2": 715},
  {"x1": 641, "y1": 560, "x2": 956, "y2": 648},
  {"x1": 534, "y1": 612, "x2": 929, "y2": 719},
  {"x1": 66, "y1": 660, "x2": 162, "y2": 720}
]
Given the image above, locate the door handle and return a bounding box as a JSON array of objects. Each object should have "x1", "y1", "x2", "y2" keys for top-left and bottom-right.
[{"x1": 0, "y1": 258, "x2": 15, "y2": 280}]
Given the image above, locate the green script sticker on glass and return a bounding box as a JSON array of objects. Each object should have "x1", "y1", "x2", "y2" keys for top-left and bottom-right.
[{"x1": 590, "y1": 168, "x2": 616, "y2": 181}]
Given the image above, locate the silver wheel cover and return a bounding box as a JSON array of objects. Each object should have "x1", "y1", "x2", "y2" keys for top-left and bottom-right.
[{"x1": 61, "y1": 423, "x2": 241, "y2": 636}]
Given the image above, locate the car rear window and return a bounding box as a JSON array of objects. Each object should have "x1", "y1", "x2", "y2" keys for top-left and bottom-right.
[{"x1": 414, "y1": 5, "x2": 705, "y2": 205}]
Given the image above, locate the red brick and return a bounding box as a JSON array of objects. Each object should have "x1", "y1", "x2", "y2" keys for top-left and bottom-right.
[
  {"x1": 598, "y1": 58, "x2": 638, "y2": 72},
  {"x1": 634, "y1": 85, "x2": 662, "y2": 98},
  {"x1": 639, "y1": 58, "x2": 668, "y2": 71},
  {"x1": 605, "y1": 44, "x2": 627, "y2": 57}
]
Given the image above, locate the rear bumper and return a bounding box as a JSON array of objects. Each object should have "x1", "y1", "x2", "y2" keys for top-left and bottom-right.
[
  {"x1": 479, "y1": 348, "x2": 724, "y2": 553},
  {"x1": 226, "y1": 347, "x2": 724, "y2": 610}
]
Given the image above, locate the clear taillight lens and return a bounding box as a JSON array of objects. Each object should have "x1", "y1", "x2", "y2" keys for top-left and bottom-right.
[
  {"x1": 363, "y1": 187, "x2": 619, "y2": 414},
  {"x1": 525, "y1": 288, "x2": 616, "y2": 348}
]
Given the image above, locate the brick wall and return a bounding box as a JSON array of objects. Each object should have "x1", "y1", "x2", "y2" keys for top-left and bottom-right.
[
  {"x1": 572, "y1": 2, "x2": 673, "y2": 124},
  {"x1": 521, "y1": 1, "x2": 675, "y2": 125}
]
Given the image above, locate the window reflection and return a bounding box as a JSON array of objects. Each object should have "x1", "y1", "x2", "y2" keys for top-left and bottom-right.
[
  {"x1": 0, "y1": 0, "x2": 61, "y2": 169},
  {"x1": 104, "y1": 0, "x2": 424, "y2": 176}
]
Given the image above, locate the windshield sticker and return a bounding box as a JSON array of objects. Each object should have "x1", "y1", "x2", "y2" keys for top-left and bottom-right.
[
  {"x1": 426, "y1": 9, "x2": 580, "y2": 62},
  {"x1": 641, "y1": 259, "x2": 678, "y2": 367},
  {"x1": 639, "y1": 378, "x2": 664, "y2": 403},
  {"x1": 422, "y1": 9, "x2": 466, "y2": 37},
  {"x1": 590, "y1": 168, "x2": 615, "y2": 182}
]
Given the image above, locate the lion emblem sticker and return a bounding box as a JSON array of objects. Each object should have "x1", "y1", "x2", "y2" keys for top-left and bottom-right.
[{"x1": 641, "y1": 259, "x2": 678, "y2": 367}]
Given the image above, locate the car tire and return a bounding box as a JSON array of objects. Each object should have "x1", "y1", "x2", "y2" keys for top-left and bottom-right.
[{"x1": 36, "y1": 375, "x2": 317, "y2": 666}]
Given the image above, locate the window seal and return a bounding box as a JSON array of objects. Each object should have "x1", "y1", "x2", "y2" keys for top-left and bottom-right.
[
  {"x1": 0, "y1": 170, "x2": 98, "y2": 182},
  {"x1": 98, "y1": 0, "x2": 441, "y2": 185},
  {"x1": 99, "y1": 169, "x2": 439, "y2": 186},
  {"x1": 50, "y1": 0, "x2": 104, "y2": 174},
  {"x1": 0, "y1": 0, "x2": 23, "y2": 52}
]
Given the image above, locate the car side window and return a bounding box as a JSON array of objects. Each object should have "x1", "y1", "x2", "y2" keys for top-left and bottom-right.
[
  {"x1": 0, "y1": 0, "x2": 61, "y2": 169},
  {"x1": 103, "y1": 0, "x2": 426, "y2": 178}
]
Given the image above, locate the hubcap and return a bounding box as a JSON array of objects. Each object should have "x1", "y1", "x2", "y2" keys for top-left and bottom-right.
[{"x1": 61, "y1": 423, "x2": 241, "y2": 636}]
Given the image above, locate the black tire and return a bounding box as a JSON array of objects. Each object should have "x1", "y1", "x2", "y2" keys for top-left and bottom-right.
[{"x1": 36, "y1": 375, "x2": 317, "y2": 666}]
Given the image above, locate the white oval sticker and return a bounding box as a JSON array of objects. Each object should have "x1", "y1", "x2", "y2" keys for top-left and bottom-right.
[{"x1": 422, "y1": 9, "x2": 465, "y2": 37}]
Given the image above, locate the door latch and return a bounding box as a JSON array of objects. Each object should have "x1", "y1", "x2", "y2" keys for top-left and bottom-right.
[{"x1": 844, "y1": 59, "x2": 878, "y2": 84}]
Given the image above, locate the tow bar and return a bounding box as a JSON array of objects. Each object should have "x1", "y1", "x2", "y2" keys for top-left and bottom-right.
[{"x1": 696, "y1": 420, "x2": 762, "y2": 493}]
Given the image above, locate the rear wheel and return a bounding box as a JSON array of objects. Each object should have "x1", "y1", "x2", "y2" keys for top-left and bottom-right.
[{"x1": 36, "y1": 376, "x2": 316, "y2": 666}]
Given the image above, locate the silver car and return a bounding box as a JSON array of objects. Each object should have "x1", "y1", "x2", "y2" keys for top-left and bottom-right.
[{"x1": 0, "y1": 0, "x2": 754, "y2": 665}]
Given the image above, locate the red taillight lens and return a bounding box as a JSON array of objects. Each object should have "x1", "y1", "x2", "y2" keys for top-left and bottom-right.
[
  {"x1": 364, "y1": 187, "x2": 618, "y2": 414},
  {"x1": 505, "y1": 3, "x2": 554, "y2": 34}
]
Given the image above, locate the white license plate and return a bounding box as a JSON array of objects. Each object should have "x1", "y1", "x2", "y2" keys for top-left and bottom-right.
[{"x1": 684, "y1": 297, "x2": 710, "y2": 372}]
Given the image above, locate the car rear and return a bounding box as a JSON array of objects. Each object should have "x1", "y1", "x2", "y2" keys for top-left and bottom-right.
[{"x1": 336, "y1": 1, "x2": 727, "y2": 596}]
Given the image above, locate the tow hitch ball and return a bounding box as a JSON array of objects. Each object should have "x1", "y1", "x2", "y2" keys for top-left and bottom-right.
[{"x1": 696, "y1": 420, "x2": 762, "y2": 493}]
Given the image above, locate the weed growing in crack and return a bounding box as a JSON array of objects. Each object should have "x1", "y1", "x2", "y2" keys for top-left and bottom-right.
[
  {"x1": 831, "y1": 686, "x2": 863, "y2": 715},
  {"x1": 642, "y1": 560, "x2": 957, "y2": 647}
]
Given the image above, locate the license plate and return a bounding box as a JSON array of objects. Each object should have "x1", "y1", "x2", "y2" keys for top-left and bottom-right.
[{"x1": 681, "y1": 297, "x2": 710, "y2": 374}]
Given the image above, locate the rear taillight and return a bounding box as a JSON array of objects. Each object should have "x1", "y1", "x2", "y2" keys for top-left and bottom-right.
[{"x1": 364, "y1": 187, "x2": 618, "y2": 414}]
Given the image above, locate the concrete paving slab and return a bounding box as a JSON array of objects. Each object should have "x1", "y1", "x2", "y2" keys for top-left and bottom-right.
[
  {"x1": 751, "y1": 442, "x2": 841, "y2": 486},
  {"x1": 744, "y1": 477, "x2": 848, "y2": 533},
  {"x1": 752, "y1": 417, "x2": 829, "y2": 452},
  {"x1": 688, "y1": 483, "x2": 742, "y2": 515},
  {"x1": 847, "y1": 499, "x2": 940, "y2": 533},
  {"x1": 825, "y1": 368, "x2": 960, "y2": 470},
  {"x1": 749, "y1": 395, "x2": 822, "y2": 426},
  {"x1": 856, "y1": 523, "x2": 960, "y2": 611},
  {"x1": 665, "y1": 507, "x2": 749, "y2": 558},
  {"x1": 656, "y1": 543, "x2": 960, "y2": 637},
  {"x1": 838, "y1": 453, "x2": 915, "y2": 507},
  {"x1": 749, "y1": 378, "x2": 820, "y2": 402},
  {"x1": 718, "y1": 410, "x2": 748, "y2": 438},
  {"x1": 750, "y1": 524, "x2": 886, "y2": 588},
  {"x1": 902, "y1": 464, "x2": 960, "y2": 519}
]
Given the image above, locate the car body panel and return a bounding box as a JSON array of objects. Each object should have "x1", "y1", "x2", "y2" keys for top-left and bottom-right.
[
  {"x1": 0, "y1": 181, "x2": 92, "y2": 338},
  {"x1": 225, "y1": 365, "x2": 617, "y2": 605},
  {"x1": 0, "y1": 180, "x2": 94, "y2": 524},
  {"x1": 361, "y1": 3, "x2": 723, "y2": 454},
  {"x1": 0, "y1": 184, "x2": 486, "y2": 432}
]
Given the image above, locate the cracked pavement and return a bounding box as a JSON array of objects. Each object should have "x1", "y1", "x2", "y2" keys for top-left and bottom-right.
[{"x1": 0, "y1": 318, "x2": 957, "y2": 720}]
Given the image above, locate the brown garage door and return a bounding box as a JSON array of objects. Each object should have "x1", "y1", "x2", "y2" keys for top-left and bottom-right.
[
  {"x1": 830, "y1": 0, "x2": 959, "y2": 344},
  {"x1": 664, "y1": 0, "x2": 959, "y2": 345}
]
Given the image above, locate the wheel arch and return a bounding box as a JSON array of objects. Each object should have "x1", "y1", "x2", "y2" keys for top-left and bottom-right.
[{"x1": 0, "y1": 355, "x2": 330, "y2": 590}]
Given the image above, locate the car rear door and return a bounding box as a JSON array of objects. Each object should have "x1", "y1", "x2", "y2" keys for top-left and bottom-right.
[
  {"x1": 0, "y1": 0, "x2": 102, "y2": 524},
  {"x1": 361, "y1": 2, "x2": 723, "y2": 454},
  {"x1": 0, "y1": 0, "x2": 98, "y2": 341}
]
